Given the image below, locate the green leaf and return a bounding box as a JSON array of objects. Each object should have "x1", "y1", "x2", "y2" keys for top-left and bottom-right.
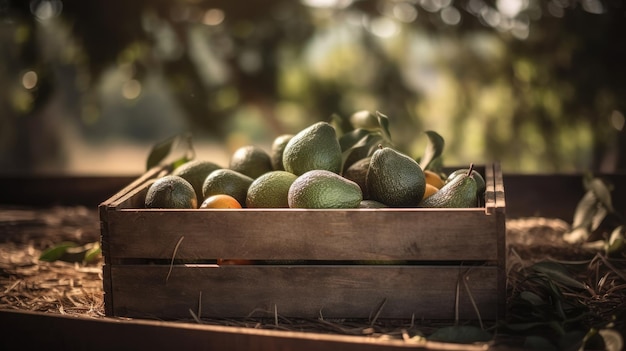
[
  {"x1": 586, "y1": 178, "x2": 615, "y2": 213},
  {"x1": 427, "y1": 326, "x2": 492, "y2": 344},
  {"x1": 571, "y1": 190, "x2": 599, "y2": 229},
  {"x1": 341, "y1": 133, "x2": 384, "y2": 171},
  {"x1": 581, "y1": 240, "x2": 606, "y2": 251},
  {"x1": 607, "y1": 226, "x2": 624, "y2": 255},
  {"x1": 520, "y1": 291, "x2": 545, "y2": 306},
  {"x1": 504, "y1": 321, "x2": 554, "y2": 332},
  {"x1": 564, "y1": 227, "x2": 591, "y2": 244},
  {"x1": 84, "y1": 242, "x2": 102, "y2": 263},
  {"x1": 590, "y1": 205, "x2": 608, "y2": 232},
  {"x1": 375, "y1": 111, "x2": 392, "y2": 143},
  {"x1": 39, "y1": 242, "x2": 77, "y2": 262},
  {"x1": 146, "y1": 133, "x2": 195, "y2": 171},
  {"x1": 558, "y1": 331, "x2": 586, "y2": 351},
  {"x1": 531, "y1": 262, "x2": 586, "y2": 290},
  {"x1": 524, "y1": 336, "x2": 558, "y2": 351},
  {"x1": 348, "y1": 110, "x2": 380, "y2": 130},
  {"x1": 339, "y1": 128, "x2": 372, "y2": 152},
  {"x1": 598, "y1": 329, "x2": 624, "y2": 351},
  {"x1": 330, "y1": 113, "x2": 345, "y2": 136},
  {"x1": 420, "y1": 130, "x2": 445, "y2": 171}
]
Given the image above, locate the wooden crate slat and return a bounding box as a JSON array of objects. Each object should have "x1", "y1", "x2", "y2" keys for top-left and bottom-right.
[
  {"x1": 100, "y1": 163, "x2": 505, "y2": 321},
  {"x1": 104, "y1": 209, "x2": 499, "y2": 261},
  {"x1": 108, "y1": 265, "x2": 499, "y2": 320},
  {"x1": 493, "y1": 162, "x2": 506, "y2": 210}
]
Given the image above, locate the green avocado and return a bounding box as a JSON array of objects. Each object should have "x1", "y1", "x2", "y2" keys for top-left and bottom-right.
[{"x1": 421, "y1": 166, "x2": 478, "y2": 208}]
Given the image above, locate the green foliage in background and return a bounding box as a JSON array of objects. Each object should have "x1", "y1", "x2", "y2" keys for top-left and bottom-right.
[{"x1": 1, "y1": 0, "x2": 625, "y2": 173}]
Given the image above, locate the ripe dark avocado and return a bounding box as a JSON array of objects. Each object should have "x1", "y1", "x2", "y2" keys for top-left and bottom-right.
[{"x1": 366, "y1": 146, "x2": 425, "y2": 207}]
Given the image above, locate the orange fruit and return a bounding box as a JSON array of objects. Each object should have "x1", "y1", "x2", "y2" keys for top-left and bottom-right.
[
  {"x1": 424, "y1": 170, "x2": 445, "y2": 189},
  {"x1": 422, "y1": 183, "x2": 439, "y2": 200},
  {"x1": 199, "y1": 194, "x2": 242, "y2": 209}
]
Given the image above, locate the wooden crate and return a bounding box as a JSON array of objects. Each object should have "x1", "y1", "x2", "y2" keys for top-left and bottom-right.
[{"x1": 99, "y1": 164, "x2": 506, "y2": 321}]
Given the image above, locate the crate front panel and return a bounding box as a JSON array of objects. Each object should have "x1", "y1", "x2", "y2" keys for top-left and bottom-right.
[
  {"x1": 104, "y1": 208, "x2": 499, "y2": 261},
  {"x1": 108, "y1": 264, "x2": 499, "y2": 320}
]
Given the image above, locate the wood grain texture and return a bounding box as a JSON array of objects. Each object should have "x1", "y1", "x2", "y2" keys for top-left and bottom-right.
[
  {"x1": 100, "y1": 164, "x2": 505, "y2": 320},
  {"x1": 108, "y1": 264, "x2": 499, "y2": 320},
  {"x1": 104, "y1": 208, "x2": 499, "y2": 261}
]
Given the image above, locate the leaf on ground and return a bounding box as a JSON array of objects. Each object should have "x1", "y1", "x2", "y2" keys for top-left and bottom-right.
[
  {"x1": 40, "y1": 242, "x2": 101, "y2": 263},
  {"x1": 520, "y1": 291, "x2": 545, "y2": 306},
  {"x1": 606, "y1": 225, "x2": 625, "y2": 255},
  {"x1": 39, "y1": 242, "x2": 78, "y2": 262},
  {"x1": 558, "y1": 330, "x2": 586, "y2": 351},
  {"x1": 524, "y1": 335, "x2": 558, "y2": 351},
  {"x1": 83, "y1": 242, "x2": 102, "y2": 263},
  {"x1": 590, "y1": 204, "x2": 608, "y2": 232},
  {"x1": 598, "y1": 329, "x2": 624, "y2": 351},
  {"x1": 427, "y1": 326, "x2": 492, "y2": 344},
  {"x1": 581, "y1": 240, "x2": 606, "y2": 251},
  {"x1": 586, "y1": 178, "x2": 615, "y2": 213},
  {"x1": 571, "y1": 190, "x2": 600, "y2": 230},
  {"x1": 503, "y1": 321, "x2": 553, "y2": 332},
  {"x1": 531, "y1": 262, "x2": 586, "y2": 290},
  {"x1": 564, "y1": 227, "x2": 591, "y2": 244}
]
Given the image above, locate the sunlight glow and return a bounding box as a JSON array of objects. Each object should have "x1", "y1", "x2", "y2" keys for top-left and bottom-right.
[
  {"x1": 496, "y1": 0, "x2": 528, "y2": 18},
  {"x1": 369, "y1": 17, "x2": 399, "y2": 38},
  {"x1": 30, "y1": 0, "x2": 63, "y2": 20},
  {"x1": 582, "y1": 0, "x2": 604, "y2": 14},
  {"x1": 203, "y1": 9, "x2": 225, "y2": 26},
  {"x1": 610, "y1": 110, "x2": 625, "y2": 131},
  {"x1": 122, "y1": 79, "x2": 142, "y2": 100},
  {"x1": 21, "y1": 70, "x2": 38, "y2": 90},
  {"x1": 301, "y1": 0, "x2": 353, "y2": 9},
  {"x1": 393, "y1": 2, "x2": 418, "y2": 23},
  {"x1": 547, "y1": 1, "x2": 565, "y2": 18},
  {"x1": 441, "y1": 6, "x2": 461, "y2": 25}
]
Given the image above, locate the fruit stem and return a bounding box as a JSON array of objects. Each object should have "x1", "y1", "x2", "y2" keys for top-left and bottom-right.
[{"x1": 467, "y1": 163, "x2": 474, "y2": 176}]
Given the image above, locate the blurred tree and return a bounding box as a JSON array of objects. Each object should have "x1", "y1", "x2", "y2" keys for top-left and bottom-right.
[{"x1": 1, "y1": 0, "x2": 625, "y2": 172}]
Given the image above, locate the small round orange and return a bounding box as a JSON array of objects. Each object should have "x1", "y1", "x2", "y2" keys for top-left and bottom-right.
[
  {"x1": 422, "y1": 183, "x2": 439, "y2": 200},
  {"x1": 424, "y1": 170, "x2": 445, "y2": 189},
  {"x1": 200, "y1": 194, "x2": 242, "y2": 209}
]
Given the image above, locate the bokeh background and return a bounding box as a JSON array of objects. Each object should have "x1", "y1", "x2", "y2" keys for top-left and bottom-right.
[{"x1": 1, "y1": 0, "x2": 625, "y2": 175}]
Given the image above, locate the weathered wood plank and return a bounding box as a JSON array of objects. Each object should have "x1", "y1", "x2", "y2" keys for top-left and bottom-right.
[
  {"x1": 0, "y1": 175, "x2": 136, "y2": 207},
  {"x1": 100, "y1": 164, "x2": 504, "y2": 321},
  {"x1": 104, "y1": 208, "x2": 499, "y2": 261},
  {"x1": 109, "y1": 265, "x2": 500, "y2": 320},
  {"x1": 3, "y1": 309, "x2": 484, "y2": 351}
]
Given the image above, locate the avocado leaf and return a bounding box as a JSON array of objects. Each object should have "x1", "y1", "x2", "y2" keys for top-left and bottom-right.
[
  {"x1": 375, "y1": 111, "x2": 392, "y2": 143},
  {"x1": 146, "y1": 133, "x2": 195, "y2": 171},
  {"x1": 40, "y1": 242, "x2": 102, "y2": 263},
  {"x1": 584, "y1": 177, "x2": 615, "y2": 213},
  {"x1": 339, "y1": 128, "x2": 372, "y2": 152},
  {"x1": 530, "y1": 262, "x2": 586, "y2": 290},
  {"x1": 420, "y1": 130, "x2": 445, "y2": 171},
  {"x1": 341, "y1": 133, "x2": 383, "y2": 171},
  {"x1": 39, "y1": 242, "x2": 78, "y2": 262}
]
